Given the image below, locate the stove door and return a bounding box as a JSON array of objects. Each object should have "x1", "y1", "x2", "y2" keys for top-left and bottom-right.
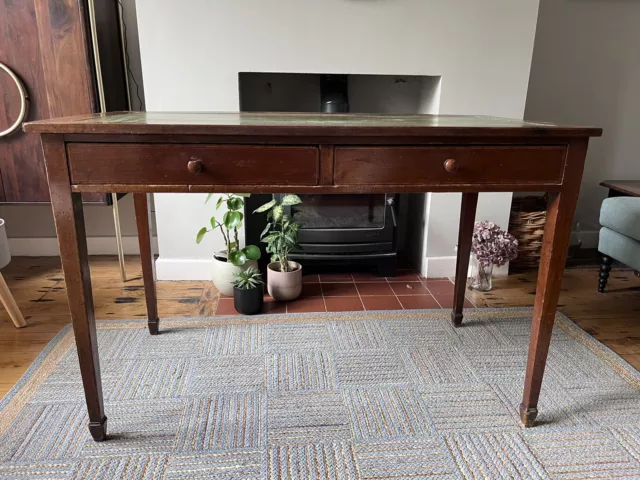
[{"x1": 279, "y1": 194, "x2": 396, "y2": 244}]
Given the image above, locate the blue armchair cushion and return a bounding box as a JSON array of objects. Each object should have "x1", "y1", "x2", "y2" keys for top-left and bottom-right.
[
  {"x1": 599, "y1": 197, "x2": 640, "y2": 241},
  {"x1": 599, "y1": 227, "x2": 640, "y2": 271}
]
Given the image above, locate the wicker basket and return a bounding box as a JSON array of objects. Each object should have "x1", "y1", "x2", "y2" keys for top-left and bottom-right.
[{"x1": 508, "y1": 196, "x2": 547, "y2": 271}]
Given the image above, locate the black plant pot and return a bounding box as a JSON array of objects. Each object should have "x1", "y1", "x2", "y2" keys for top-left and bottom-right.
[{"x1": 233, "y1": 286, "x2": 264, "y2": 315}]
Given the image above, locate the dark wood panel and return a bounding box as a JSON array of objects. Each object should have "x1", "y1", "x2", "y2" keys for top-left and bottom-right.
[
  {"x1": 334, "y1": 146, "x2": 566, "y2": 186},
  {"x1": 67, "y1": 144, "x2": 320, "y2": 186},
  {"x1": 0, "y1": 0, "x2": 125, "y2": 204},
  {"x1": 0, "y1": 0, "x2": 50, "y2": 202},
  {"x1": 34, "y1": 0, "x2": 95, "y2": 118}
]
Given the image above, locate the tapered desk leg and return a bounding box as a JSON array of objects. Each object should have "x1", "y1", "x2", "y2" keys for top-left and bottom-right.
[
  {"x1": 134, "y1": 193, "x2": 159, "y2": 335},
  {"x1": 451, "y1": 193, "x2": 478, "y2": 327},
  {"x1": 520, "y1": 140, "x2": 587, "y2": 427},
  {"x1": 43, "y1": 135, "x2": 107, "y2": 441}
]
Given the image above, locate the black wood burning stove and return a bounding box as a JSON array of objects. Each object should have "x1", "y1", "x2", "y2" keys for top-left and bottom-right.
[
  {"x1": 244, "y1": 74, "x2": 402, "y2": 276},
  {"x1": 274, "y1": 193, "x2": 399, "y2": 275}
]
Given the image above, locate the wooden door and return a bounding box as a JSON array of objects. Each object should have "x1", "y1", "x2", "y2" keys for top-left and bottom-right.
[{"x1": 0, "y1": 0, "x2": 126, "y2": 204}]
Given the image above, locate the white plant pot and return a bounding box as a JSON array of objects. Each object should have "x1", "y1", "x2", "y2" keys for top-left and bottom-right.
[
  {"x1": 211, "y1": 254, "x2": 258, "y2": 297},
  {"x1": 267, "y1": 261, "x2": 302, "y2": 301}
]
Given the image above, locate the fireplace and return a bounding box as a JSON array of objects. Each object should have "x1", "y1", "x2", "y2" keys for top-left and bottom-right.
[
  {"x1": 276, "y1": 193, "x2": 399, "y2": 274},
  {"x1": 239, "y1": 72, "x2": 436, "y2": 274}
]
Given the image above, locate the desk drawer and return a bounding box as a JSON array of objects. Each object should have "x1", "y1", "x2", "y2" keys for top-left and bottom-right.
[
  {"x1": 334, "y1": 146, "x2": 566, "y2": 186},
  {"x1": 67, "y1": 144, "x2": 319, "y2": 185}
]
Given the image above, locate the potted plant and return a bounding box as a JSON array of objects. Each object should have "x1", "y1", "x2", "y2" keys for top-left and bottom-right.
[
  {"x1": 468, "y1": 220, "x2": 518, "y2": 292},
  {"x1": 253, "y1": 194, "x2": 303, "y2": 301},
  {"x1": 233, "y1": 267, "x2": 264, "y2": 315},
  {"x1": 196, "y1": 193, "x2": 261, "y2": 296}
]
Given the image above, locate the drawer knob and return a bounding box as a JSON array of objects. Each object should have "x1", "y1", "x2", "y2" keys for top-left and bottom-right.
[
  {"x1": 187, "y1": 158, "x2": 204, "y2": 175},
  {"x1": 444, "y1": 158, "x2": 458, "y2": 172}
]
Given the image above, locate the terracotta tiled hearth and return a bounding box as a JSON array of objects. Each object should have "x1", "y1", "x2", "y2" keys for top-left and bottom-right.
[{"x1": 215, "y1": 269, "x2": 475, "y2": 315}]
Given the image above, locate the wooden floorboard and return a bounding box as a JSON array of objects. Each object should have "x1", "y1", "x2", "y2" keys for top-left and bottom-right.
[{"x1": 0, "y1": 256, "x2": 638, "y2": 398}]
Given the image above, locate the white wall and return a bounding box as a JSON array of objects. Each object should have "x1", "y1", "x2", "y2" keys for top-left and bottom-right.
[
  {"x1": 525, "y1": 0, "x2": 640, "y2": 246},
  {"x1": 136, "y1": 0, "x2": 541, "y2": 279},
  {"x1": 0, "y1": 0, "x2": 148, "y2": 255}
]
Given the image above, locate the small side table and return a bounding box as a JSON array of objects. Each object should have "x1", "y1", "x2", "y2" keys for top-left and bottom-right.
[{"x1": 600, "y1": 180, "x2": 640, "y2": 198}]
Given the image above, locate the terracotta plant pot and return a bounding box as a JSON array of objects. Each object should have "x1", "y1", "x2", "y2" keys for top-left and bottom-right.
[
  {"x1": 267, "y1": 261, "x2": 302, "y2": 301},
  {"x1": 233, "y1": 286, "x2": 264, "y2": 315},
  {"x1": 211, "y1": 254, "x2": 258, "y2": 297}
]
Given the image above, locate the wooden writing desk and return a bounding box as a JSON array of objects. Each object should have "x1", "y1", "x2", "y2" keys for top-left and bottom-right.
[{"x1": 25, "y1": 112, "x2": 602, "y2": 441}]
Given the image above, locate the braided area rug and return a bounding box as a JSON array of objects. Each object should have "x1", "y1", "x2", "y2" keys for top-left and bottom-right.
[{"x1": 1, "y1": 308, "x2": 639, "y2": 479}]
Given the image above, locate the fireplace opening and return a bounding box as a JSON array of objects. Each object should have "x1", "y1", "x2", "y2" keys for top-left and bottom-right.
[{"x1": 240, "y1": 72, "x2": 441, "y2": 275}]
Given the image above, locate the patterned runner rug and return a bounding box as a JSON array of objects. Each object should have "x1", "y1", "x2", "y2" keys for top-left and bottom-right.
[{"x1": 1, "y1": 308, "x2": 639, "y2": 479}]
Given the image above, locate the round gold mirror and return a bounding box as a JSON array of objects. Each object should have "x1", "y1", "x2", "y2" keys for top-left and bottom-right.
[{"x1": 0, "y1": 62, "x2": 29, "y2": 138}]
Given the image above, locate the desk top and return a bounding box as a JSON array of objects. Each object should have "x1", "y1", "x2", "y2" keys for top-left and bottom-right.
[{"x1": 24, "y1": 111, "x2": 602, "y2": 138}]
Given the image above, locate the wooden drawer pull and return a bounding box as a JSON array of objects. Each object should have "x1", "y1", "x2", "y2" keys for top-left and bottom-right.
[
  {"x1": 444, "y1": 158, "x2": 458, "y2": 172},
  {"x1": 187, "y1": 158, "x2": 204, "y2": 175}
]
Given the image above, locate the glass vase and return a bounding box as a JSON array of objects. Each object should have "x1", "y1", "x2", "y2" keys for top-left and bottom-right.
[{"x1": 468, "y1": 255, "x2": 493, "y2": 292}]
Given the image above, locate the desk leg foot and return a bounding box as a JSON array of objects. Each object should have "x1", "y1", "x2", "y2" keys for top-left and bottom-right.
[
  {"x1": 451, "y1": 311, "x2": 463, "y2": 328},
  {"x1": 88, "y1": 416, "x2": 108, "y2": 441},
  {"x1": 519, "y1": 404, "x2": 537, "y2": 428},
  {"x1": 148, "y1": 319, "x2": 159, "y2": 335}
]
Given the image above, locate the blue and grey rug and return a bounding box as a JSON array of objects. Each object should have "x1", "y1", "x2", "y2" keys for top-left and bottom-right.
[{"x1": 1, "y1": 308, "x2": 639, "y2": 479}]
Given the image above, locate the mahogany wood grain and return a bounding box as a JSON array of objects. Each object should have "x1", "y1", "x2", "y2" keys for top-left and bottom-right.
[
  {"x1": 334, "y1": 146, "x2": 566, "y2": 187},
  {"x1": 133, "y1": 193, "x2": 159, "y2": 335},
  {"x1": 452, "y1": 193, "x2": 478, "y2": 327},
  {"x1": 76, "y1": 183, "x2": 565, "y2": 195},
  {"x1": 319, "y1": 145, "x2": 334, "y2": 186},
  {"x1": 67, "y1": 144, "x2": 320, "y2": 186},
  {"x1": 26, "y1": 112, "x2": 601, "y2": 438},
  {"x1": 519, "y1": 139, "x2": 589, "y2": 427},
  {"x1": 24, "y1": 111, "x2": 602, "y2": 138},
  {"x1": 62, "y1": 132, "x2": 581, "y2": 147},
  {"x1": 42, "y1": 134, "x2": 106, "y2": 441}
]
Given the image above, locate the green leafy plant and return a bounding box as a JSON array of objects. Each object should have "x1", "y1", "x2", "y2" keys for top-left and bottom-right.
[
  {"x1": 196, "y1": 193, "x2": 261, "y2": 266},
  {"x1": 233, "y1": 267, "x2": 264, "y2": 290},
  {"x1": 253, "y1": 194, "x2": 302, "y2": 272}
]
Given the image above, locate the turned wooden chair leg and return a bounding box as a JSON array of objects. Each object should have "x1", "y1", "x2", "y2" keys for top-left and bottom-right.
[
  {"x1": 0, "y1": 272, "x2": 26, "y2": 328},
  {"x1": 598, "y1": 255, "x2": 612, "y2": 293}
]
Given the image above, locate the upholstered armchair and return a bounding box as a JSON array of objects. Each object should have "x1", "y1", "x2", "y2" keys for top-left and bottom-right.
[{"x1": 598, "y1": 197, "x2": 640, "y2": 292}]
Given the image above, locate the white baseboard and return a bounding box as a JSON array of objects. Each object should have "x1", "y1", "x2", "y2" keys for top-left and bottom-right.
[
  {"x1": 155, "y1": 257, "x2": 212, "y2": 281},
  {"x1": 423, "y1": 256, "x2": 457, "y2": 278},
  {"x1": 422, "y1": 256, "x2": 509, "y2": 279},
  {"x1": 8, "y1": 236, "x2": 158, "y2": 256}
]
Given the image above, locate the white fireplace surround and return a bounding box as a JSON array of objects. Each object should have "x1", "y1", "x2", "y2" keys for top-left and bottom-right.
[{"x1": 136, "y1": 0, "x2": 541, "y2": 280}]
